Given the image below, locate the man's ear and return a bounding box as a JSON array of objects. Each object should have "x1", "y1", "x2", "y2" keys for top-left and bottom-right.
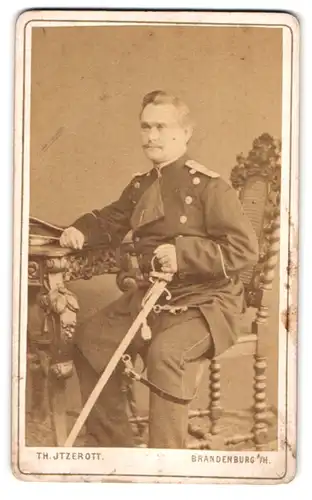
[{"x1": 184, "y1": 123, "x2": 194, "y2": 143}]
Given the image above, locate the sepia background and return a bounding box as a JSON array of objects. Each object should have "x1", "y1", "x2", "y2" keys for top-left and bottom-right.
[{"x1": 28, "y1": 25, "x2": 282, "y2": 443}]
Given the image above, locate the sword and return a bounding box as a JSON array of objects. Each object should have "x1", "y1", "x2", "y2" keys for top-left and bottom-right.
[{"x1": 64, "y1": 262, "x2": 172, "y2": 447}]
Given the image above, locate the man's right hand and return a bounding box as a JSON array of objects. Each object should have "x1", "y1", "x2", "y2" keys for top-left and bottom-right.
[{"x1": 60, "y1": 227, "x2": 85, "y2": 250}]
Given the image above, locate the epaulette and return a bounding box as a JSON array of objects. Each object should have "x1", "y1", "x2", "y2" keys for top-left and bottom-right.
[{"x1": 185, "y1": 159, "x2": 220, "y2": 178}]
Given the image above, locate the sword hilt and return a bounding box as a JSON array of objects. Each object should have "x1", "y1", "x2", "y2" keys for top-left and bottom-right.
[
  {"x1": 149, "y1": 255, "x2": 173, "y2": 284},
  {"x1": 141, "y1": 258, "x2": 173, "y2": 309}
]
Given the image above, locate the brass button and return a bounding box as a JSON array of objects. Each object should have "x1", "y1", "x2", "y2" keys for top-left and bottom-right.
[
  {"x1": 134, "y1": 181, "x2": 140, "y2": 189},
  {"x1": 189, "y1": 169, "x2": 196, "y2": 175},
  {"x1": 180, "y1": 215, "x2": 187, "y2": 224},
  {"x1": 193, "y1": 177, "x2": 200, "y2": 185},
  {"x1": 185, "y1": 196, "x2": 193, "y2": 205}
]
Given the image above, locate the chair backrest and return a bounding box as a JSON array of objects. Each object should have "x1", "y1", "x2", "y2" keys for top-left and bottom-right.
[{"x1": 230, "y1": 133, "x2": 281, "y2": 308}]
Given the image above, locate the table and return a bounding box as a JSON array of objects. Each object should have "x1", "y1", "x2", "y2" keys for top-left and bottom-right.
[{"x1": 27, "y1": 234, "x2": 136, "y2": 446}]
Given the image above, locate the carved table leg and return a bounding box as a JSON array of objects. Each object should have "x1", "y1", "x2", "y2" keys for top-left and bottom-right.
[
  {"x1": 27, "y1": 288, "x2": 52, "y2": 428},
  {"x1": 49, "y1": 378, "x2": 68, "y2": 446},
  {"x1": 39, "y1": 270, "x2": 79, "y2": 446}
]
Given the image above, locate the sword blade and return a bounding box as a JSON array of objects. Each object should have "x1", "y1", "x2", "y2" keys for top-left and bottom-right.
[{"x1": 64, "y1": 278, "x2": 169, "y2": 447}]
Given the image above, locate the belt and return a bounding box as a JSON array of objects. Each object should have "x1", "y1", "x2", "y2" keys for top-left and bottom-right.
[
  {"x1": 121, "y1": 354, "x2": 195, "y2": 405},
  {"x1": 130, "y1": 254, "x2": 233, "y2": 289}
]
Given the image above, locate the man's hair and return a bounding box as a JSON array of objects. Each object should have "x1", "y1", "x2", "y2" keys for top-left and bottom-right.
[{"x1": 140, "y1": 90, "x2": 193, "y2": 128}]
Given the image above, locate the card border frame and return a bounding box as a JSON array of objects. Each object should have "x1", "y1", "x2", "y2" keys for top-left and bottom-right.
[{"x1": 12, "y1": 9, "x2": 299, "y2": 484}]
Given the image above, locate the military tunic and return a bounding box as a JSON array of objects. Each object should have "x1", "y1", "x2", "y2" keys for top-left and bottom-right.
[
  {"x1": 73, "y1": 154, "x2": 258, "y2": 367},
  {"x1": 71, "y1": 154, "x2": 258, "y2": 448}
]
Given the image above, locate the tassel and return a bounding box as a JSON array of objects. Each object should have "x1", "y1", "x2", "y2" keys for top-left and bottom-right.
[
  {"x1": 43, "y1": 315, "x2": 49, "y2": 333},
  {"x1": 141, "y1": 319, "x2": 152, "y2": 341}
]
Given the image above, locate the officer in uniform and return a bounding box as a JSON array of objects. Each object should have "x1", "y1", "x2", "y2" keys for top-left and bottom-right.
[{"x1": 60, "y1": 90, "x2": 259, "y2": 449}]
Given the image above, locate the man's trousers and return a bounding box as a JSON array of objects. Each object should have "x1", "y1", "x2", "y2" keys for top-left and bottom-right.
[{"x1": 73, "y1": 302, "x2": 213, "y2": 449}]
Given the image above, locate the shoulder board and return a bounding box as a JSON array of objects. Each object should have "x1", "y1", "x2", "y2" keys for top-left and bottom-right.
[{"x1": 185, "y1": 159, "x2": 220, "y2": 178}]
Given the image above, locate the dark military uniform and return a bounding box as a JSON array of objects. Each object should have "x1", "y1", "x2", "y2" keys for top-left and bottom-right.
[{"x1": 72, "y1": 153, "x2": 259, "y2": 448}]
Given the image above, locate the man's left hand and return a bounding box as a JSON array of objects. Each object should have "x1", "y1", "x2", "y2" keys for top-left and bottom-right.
[{"x1": 154, "y1": 244, "x2": 178, "y2": 274}]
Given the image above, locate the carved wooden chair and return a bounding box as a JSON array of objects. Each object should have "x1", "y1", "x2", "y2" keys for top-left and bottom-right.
[{"x1": 117, "y1": 133, "x2": 281, "y2": 450}]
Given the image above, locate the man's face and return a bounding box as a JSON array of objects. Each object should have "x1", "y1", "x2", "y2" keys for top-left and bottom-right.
[{"x1": 140, "y1": 103, "x2": 192, "y2": 165}]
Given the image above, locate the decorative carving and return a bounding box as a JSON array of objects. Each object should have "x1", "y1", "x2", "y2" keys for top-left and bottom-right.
[
  {"x1": 230, "y1": 133, "x2": 281, "y2": 194},
  {"x1": 209, "y1": 359, "x2": 222, "y2": 435},
  {"x1": 45, "y1": 257, "x2": 69, "y2": 273},
  {"x1": 116, "y1": 270, "x2": 140, "y2": 292},
  {"x1": 252, "y1": 355, "x2": 268, "y2": 448},
  {"x1": 39, "y1": 285, "x2": 79, "y2": 316},
  {"x1": 31, "y1": 250, "x2": 119, "y2": 286},
  {"x1": 28, "y1": 260, "x2": 42, "y2": 285},
  {"x1": 42, "y1": 250, "x2": 117, "y2": 282},
  {"x1": 39, "y1": 282, "x2": 79, "y2": 380},
  {"x1": 230, "y1": 133, "x2": 281, "y2": 308},
  {"x1": 52, "y1": 248, "x2": 119, "y2": 282}
]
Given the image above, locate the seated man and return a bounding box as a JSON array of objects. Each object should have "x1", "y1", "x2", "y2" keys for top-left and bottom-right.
[{"x1": 60, "y1": 90, "x2": 259, "y2": 449}]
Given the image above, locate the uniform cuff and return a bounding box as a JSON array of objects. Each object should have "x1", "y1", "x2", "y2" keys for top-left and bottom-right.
[
  {"x1": 72, "y1": 213, "x2": 111, "y2": 247},
  {"x1": 175, "y1": 235, "x2": 224, "y2": 279}
]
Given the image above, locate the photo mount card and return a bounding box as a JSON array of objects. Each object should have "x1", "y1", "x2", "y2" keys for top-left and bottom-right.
[{"x1": 12, "y1": 9, "x2": 299, "y2": 484}]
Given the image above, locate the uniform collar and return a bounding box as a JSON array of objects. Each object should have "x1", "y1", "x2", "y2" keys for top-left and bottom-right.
[{"x1": 152, "y1": 152, "x2": 189, "y2": 176}]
